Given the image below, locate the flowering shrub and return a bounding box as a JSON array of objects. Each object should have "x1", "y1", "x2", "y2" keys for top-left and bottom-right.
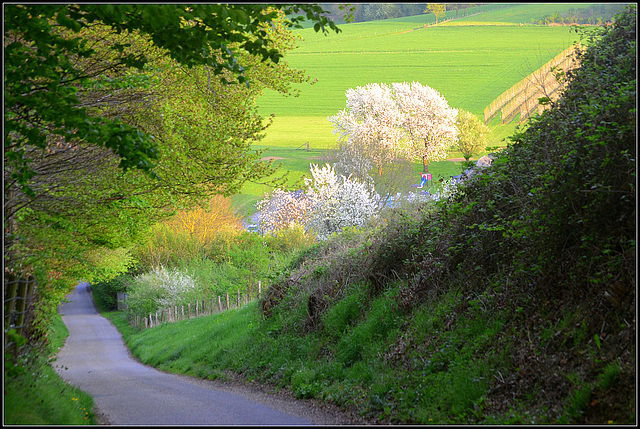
[
  {"x1": 305, "y1": 163, "x2": 379, "y2": 240},
  {"x1": 433, "y1": 177, "x2": 461, "y2": 202},
  {"x1": 124, "y1": 265, "x2": 200, "y2": 319},
  {"x1": 256, "y1": 164, "x2": 379, "y2": 241},
  {"x1": 256, "y1": 189, "x2": 313, "y2": 234}
]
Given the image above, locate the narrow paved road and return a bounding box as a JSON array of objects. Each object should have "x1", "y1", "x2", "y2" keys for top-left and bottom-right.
[{"x1": 54, "y1": 282, "x2": 352, "y2": 425}]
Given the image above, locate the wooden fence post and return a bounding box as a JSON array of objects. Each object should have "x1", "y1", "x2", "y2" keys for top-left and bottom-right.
[
  {"x1": 226, "y1": 293, "x2": 229, "y2": 310},
  {"x1": 218, "y1": 296, "x2": 222, "y2": 312},
  {"x1": 5, "y1": 275, "x2": 36, "y2": 339},
  {"x1": 4, "y1": 274, "x2": 18, "y2": 327}
]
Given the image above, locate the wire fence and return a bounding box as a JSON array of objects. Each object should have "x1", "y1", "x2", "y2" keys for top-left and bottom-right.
[{"x1": 122, "y1": 282, "x2": 264, "y2": 329}]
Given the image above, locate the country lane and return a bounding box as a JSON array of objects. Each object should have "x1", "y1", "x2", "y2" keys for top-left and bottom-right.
[{"x1": 54, "y1": 282, "x2": 350, "y2": 425}]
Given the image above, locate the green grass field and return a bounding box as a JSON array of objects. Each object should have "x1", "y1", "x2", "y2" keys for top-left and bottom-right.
[
  {"x1": 258, "y1": 26, "x2": 579, "y2": 118},
  {"x1": 235, "y1": 4, "x2": 592, "y2": 216}
]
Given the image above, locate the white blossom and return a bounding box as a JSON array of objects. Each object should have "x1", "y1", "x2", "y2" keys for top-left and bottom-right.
[
  {"x1": 328, "y1": 81, "x2": 459, "y2": 174},
  {"x1": 305, "y1": 163, "x2": 379, "y2": 240},
  {"x1": 256, "y1": 164, "x2": 379, "y2": 240},
  {"x1": 256, "y1": 188, "x2": 312, "y2": 234}
]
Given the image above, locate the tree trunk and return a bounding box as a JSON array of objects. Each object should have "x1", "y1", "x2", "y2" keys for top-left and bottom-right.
[{"x1": 422, "y1": 156, "x2": 429, "y2": 173}]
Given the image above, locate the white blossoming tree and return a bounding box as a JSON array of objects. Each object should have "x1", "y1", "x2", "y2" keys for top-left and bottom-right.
[
  {"x1": 305, "y1": 163, "x2": 379, "y2": 240},
  {"x1": 328, "y1": 81, "x2": 459, "y2": 174},
  {"x1": 256, "y1": 164, "x2": 379, "y2": 240},
  {"x1": 256, "y1": 188, "x2": 313, "y2": 234}
]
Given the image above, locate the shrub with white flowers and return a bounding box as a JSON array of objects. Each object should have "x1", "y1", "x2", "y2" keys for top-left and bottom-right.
[
  {"x1": 255, "y1": 163, "x2": 379, "y2": 240},
  {"x1": 256, "y1": 188, "x2": 313, "y2": 234},
  {"x1": 305, "y1": 163, "x2": 379, "y2": 240},
  {"x1": 125, "y1": 265, "x2": 200, "y2": 319}
]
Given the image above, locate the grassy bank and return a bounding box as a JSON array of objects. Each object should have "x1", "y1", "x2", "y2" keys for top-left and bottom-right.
[
  {"x1": 100, "y1": 281, "x2": 515, "y2": 424},
  {"x1": 4, "y1": 314, "x2": 98, "y2": 425}
]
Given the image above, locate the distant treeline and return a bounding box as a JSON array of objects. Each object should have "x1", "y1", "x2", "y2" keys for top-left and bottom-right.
[
  {"x1": 320, "y1": 3, "x2": 503, "y2": 23},
  {"x1": 535, "y1": 3, "x2": 629, "y2": 25},
  {"x1": 320, "y1": 3, "x2": 628, "y2": 24}
]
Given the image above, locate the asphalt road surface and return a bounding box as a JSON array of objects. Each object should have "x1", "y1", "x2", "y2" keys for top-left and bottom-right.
[{"x1": 55, "y1": 282, "x2": 356, "y2": 425}]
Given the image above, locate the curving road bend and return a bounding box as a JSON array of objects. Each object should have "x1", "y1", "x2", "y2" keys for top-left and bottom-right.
[{"x1": 54, "y1": 282, "x2": 352, "y2": 425}]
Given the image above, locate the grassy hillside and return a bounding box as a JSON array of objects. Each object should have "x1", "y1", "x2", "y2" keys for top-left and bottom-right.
[
  {"x1": 104, "y1": 6, "x2": 635, "y2": 425},
  {"x1": 258, "y1": 26, "x2": 579, "y2": 118}
]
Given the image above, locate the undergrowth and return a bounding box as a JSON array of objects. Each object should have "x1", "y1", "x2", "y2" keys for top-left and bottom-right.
[{"x1": 3, "y1": 315, "x2": 97, "y2": 425}]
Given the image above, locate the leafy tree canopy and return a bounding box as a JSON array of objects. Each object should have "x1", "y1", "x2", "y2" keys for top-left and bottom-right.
[
  {"x1": 3, "y1": 3, "x2": 339, "y2": 335},
  {"x1": 4, "y1": 3, "x2": 339, "y2": 195},
  {"x1": 455, "y1": 109, "x2": 491, "y2": 162}
]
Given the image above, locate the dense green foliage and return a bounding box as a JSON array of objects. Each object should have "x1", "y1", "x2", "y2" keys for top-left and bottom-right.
[
  {"x1": 3, "y1": 4, "x2": 338, "y2": 346},
  {"x1": 467, "y1": 3, "x2": 628, "y2": 25},
  {"x1": 108, "y1": 6, "x2": 635, "y2": 425}
]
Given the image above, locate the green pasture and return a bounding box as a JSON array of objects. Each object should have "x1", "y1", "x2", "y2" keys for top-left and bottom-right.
[
  {"x1": 237, "y1": 5, "x2": 592, "y2": 217},
  {"x1": 258, "y1": 25, "x2": 580, "y2": 118}
]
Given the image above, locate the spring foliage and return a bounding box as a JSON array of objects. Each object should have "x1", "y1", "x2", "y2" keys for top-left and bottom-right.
[{"x1": 455, "y1": 109, "x2": 491, "y2": 161}]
